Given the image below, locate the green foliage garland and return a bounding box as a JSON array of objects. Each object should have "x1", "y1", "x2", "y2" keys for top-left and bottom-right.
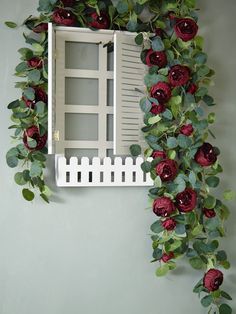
[{"x1": 5, "y1": 0, "x2": 234, "y2": 312}]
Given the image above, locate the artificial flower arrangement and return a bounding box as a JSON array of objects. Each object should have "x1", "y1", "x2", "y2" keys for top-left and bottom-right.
[{"x1": 5, "y1": 0, "x2": 234, "y2": 312}]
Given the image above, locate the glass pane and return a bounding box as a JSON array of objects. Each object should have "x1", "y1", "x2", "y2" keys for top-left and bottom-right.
[
  {"x1": 65, "y1": 42, "x2": 99, "y2": 70},
  {"x1": 65, "y1": 78, "x2": 98, "y2": 106},
  {"x1": 65, "y1": 148, "x2": 98, "y2": 159},
  {"x1": 107, "y1": 48, "x2": 114, "y2": 71},
  {"x1": 107, "y1": 114, "x2": 113, "y2": 141},
  {"x1": 65, "y1": 113, "x2": 98, "y2": 141},
  {"x1": 107, "y1": 79, "x2": 113, "y2": 106}
]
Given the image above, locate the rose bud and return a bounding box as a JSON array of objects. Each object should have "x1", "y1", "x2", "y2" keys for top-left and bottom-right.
[
  {"x1": 152, "y1": 150, "x2": 167, "y2": 159},
  {"x1": 180, "y1": 124, "x2": 194, "y2": 136},
  {"x1": 150, "y1": 103, "x2": 166, "y2": 115},
  {"x1": 161, "y1": 252, "x2": 174, "y2": 263},
  {"x1": 194, "y1": 142, "x2": 217, "y2": 167},
  {"x1": 174, "y1": 18, "x2": 198, "y2": 42},
  {"x1": 187, "y1": 83, "x2": 197, "y2": 94},
  {"x1": 153, "y1": 197, "x2": 176, "y2": 217},
  {"x1": 52, "y1": 8, "x2": 77, "y2": 26},
  {"x1": 88, "y1": 12, "x2": 110, "y2": 29},
  {"x1": 203, "y1": 208, "x2": 216, "y2": 218},
  {"x1": 161, "y1": 218, "x2": 177, "y2": 231},
  {"x1": 33, "y1": 23, "x2": 48, "y2": 33},
  {"x1": 156, "y1": 159, "x2": 178, "y2": 182},
  {"x1": 150, "y1": 82, "x2": 172, "y2": 104},
  {"x1": 176, "y1": 188, "x2": 197, "y2": 212},
  {"x1": 203, "y1": 269, "x2": 223, "y2": 292},
  {"x1": 23, "y1": 126, "x2": 47, "y2": 151},
  {"x1": 145, "y1": 49, "x2": 167, "y2": 68},
  {"x1": 27, "y1": 57, "x2": 43, "y2": 69},
  {"x1": 168, "y1": 65, "x2": 190, "y2": 87},
  {"x1": 61, "y1": 0, "x2": 76, "y2": 7},
  {"x1": 23, "y1": 87, "x2": 47, "y2": 108}
]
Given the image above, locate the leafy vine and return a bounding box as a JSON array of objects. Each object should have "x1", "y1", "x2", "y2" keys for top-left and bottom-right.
[{"x1": 5, "y1": 0, "x2": 233, "y2": 312}]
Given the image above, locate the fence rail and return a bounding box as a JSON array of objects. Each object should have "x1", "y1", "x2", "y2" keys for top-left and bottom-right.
[{"x1": 55, "y1": 155, "x2": 153, "y2": 187}]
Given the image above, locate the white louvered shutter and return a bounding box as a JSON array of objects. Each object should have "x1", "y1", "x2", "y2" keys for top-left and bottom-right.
[
  {"x1": 114, "y1": 32, "x2": 146, "y2": 155},
  {"x1": 48, "y1": 23, "x2": 56, "y2": 154}
]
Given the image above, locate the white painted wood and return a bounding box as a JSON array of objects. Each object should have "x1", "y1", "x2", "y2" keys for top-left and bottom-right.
[
  {"x1": 114, "y1": 32, "x2": 146, "y2": 155},
  {"x1": 55, "y1": 155, "x2": 153, "y2": 187}
]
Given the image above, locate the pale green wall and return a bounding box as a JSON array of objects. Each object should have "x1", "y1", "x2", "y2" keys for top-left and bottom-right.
[{"x1": 0, "y1": 1, "x2": 235, "y2": 313}]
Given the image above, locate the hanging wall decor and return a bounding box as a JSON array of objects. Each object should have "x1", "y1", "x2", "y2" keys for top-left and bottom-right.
[{"x1": 5, "y1": 0, "x2": 234, "y2": 312}]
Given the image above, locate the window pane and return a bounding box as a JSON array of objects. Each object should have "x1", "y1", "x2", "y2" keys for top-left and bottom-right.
[
  {"x1": 107, "y1": 114, "x2": 113, "y2": 141},
  {"x1": 107, "y1": 48, "x2": 114, "y2": 71},
  {"x1": 107, "y1": 79, "x2": 113, "y2": 106},
  {"x1": 65, "y1": 42, "x2": 99, "y2": 70},
  {"x1": 65, "y1": 113, "x2": 98, "y2": 141},
  {"x1": 65, "y1": 78, "x2": 98, "y2": 106},
  {"x1": 65, "y1": 148, "x2": 98, "y2": 159}
]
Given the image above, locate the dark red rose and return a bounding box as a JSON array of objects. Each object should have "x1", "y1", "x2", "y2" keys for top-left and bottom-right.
[
  {"x1": 153, "y1": 197, "x2": 176, "y2": 217},
  {"x1": 152, "y1": 150, "x2": 167, "y2": 159},
  {"x1": 23, "y1": 126, "x2": 47, "y2": 151},
  {"x1": 203, "y1": 269, "x2": 223, "y2": 292},
  {"x1": 150, "y1": 103, "x2": 166, "y2": 115},
  {"x1": 61, "y1": 0, "x2": 76, "y2": 7},
  {"x1": 195, "y1": 143, "x2": 217, "y2": 167},
  {"x1": 180, "y1": 124, "x2": 194, "y2": 136},
  {"x1": 23, "y1": 87, "x2": 47, "y2": 108},
  {"x1": 161, "y1": 252, "x2": 174, "y2": 263},
  {"x1": 203, "y1": 208, "x2": 216, "y2": 218},
  {"x1": 33, "y1": 23, "x2": 48, "y2": 33},
  {"x1": 161, "y1": 218, "x2": 176, "y2": 231},
  {"x1": 145, "y1": 49, "x2": 167, "y2": 68},
  {"x1": 155, "y1": 28, "x2": 164, "y2": 38},
  {"x1": 174, "y1": 18, "x2": 198, "y2": 42},
  {"x1": 27, "y1": 57, "x2": 43, "y2": 69},
  {"x1": 150, "y1": 82, "x2": 172, "y2": 104},
  {"x1": 168, "y1": 65, "x2": 190, "y2": 87},
  {"x1": 187, "y1": 83, "x2": 197, "y2": 94},
  {"x1": 88, "y1": 12, "x2": 110, "y2": 29},
  {"x1": 168, "y1": 12, "x2": 176, "y2": 20},
  {"x1": 156, "y1": 159, "x2": 178, "y2": 182},
  {"x1": 52, "y1": 8, "x2": 77, "y2": 26},
  {"x1": 176, "y1": 188, "x2": 197, "y2": 212}
]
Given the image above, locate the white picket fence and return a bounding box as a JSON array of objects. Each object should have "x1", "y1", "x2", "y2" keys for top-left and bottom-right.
[{"x1": 55, "y1": 155, "x2": 153, "y2": 187}]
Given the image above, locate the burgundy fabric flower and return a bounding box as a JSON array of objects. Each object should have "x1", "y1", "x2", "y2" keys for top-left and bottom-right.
[
  {"x1": 180, "y1": 124, "x2": 194, "y2": 136},
  {"x1": 33, "y1": 23, "x2": 48, "y2": 33},
  {"x1": 156, "y1": 159, "x2": 178, "y2": 182},
  {"x1": 174, "y1": 18, "x2": 198, "y2": 42},
  {"x1": 150, "y1": 82, "x2": 172, "y2": 104},
  {"x1": 153, "y1": 197, "x2": 176, "y2": 217},
  {"x1": 23, "y1": 87, "x2": 47, "y2": 108},
  {"x1": 150, "y1": 103, "x2": 166, "y2": 115},
  {"x1": 187, "y1": 83, "x2": 197, "y2": 94},
  {"x1": 161, "y1": 252, "x2": 174, "y2": 263},
  {"x1": 152, "y1": 150, "x2": 167, "y2": 159},
  {"x1": 161, "y1": 218, "x2": 177, "y2": 231},
  {"x1": 203, "y1": 208, "x2": 216, "y2": 218},
  {"x1": 27, "y1": 57, "x2": 43, "y2": 69},
  {"x1": 145, "y1": 49, "x2": 167, "y2": 68},
  {"x1": 88, "y1": 12, "x2": 110, "y2": 29},
  {"x1": 52, "y1": 8, "x2": 77, "y2": 26},
  {"x1": 203, "y1": 269, "x2": 223, "y2": 292},
  {"x1": 195, "y1": 143, "x2": 217, "y2": 167},
  {"x1": 168, "y1": 65, "x2": 190, "y2": 87},
  {"x1": 61, "y1": 0, "x2": 76, "y2": 7},
  {"x1": 176, "y1": 188, "x2": 197, "y2": 212},
  {"x1": 23, "y1": 126, "x2": 47, "y2": 151}
]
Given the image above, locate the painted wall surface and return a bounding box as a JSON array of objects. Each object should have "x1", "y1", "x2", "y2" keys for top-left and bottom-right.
[{"x1": 0, "y1": 1, "x2": 235, "y2": 313}]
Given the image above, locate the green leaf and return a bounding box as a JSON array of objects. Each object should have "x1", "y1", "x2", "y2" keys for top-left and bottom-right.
[
  {"x1": 205, "y1": 217, "x2": 220, "y2": 231},
  {"x1": 189, "y1": 256, "x2": 204, "y2": 270},
  {"x1": 201, "y1": 295, "x2": 213, "y2": 307},
  {"x1": 175, "y1": 224, "x2": 185, "y2": 235},
  {"x1": 30, "y1": 161, "x2": 42, "y2": 178},
  {"x1": 152, "y1": 36, "x2": 165, "y2": 51},
  {"x1": 35, "y1": 101, "x2": 46, "y2": 115},
  {"x1": 155, "y1": 264, "x2": 169, "y2": 277},
  {"x1": 220, "y1": 291, "x2": 232, "y2": 301},
  {"x1": 135, "y1": 33, "x2": 143, "y2": 45},
  {"x1": 167, "y1": 137, "x2": 178, "y2": 149},
  {"x1": 23, "y1": 87, "x2": 35, "y2": 100},
  {"x1": 208, "y1": 112, "x2": 216, "y2": 124},
  {"x1": 28, "y1": 69, "x2": 41, "y2": 82},
  {"x1": 206, "y1": 176, "x2": 220, "y2": 188},
  {"x1": 139, "y1": 97, "x2": 152, "y2": 113},
  {"x1": 162, "y1": 109, "x2": 173, "y2": 120},
  {"x1": 223, "y1": 190, "x2": 235, "y2": 201},
  {"x1": 15, "y1": 62, "x2": 28, "y2": 73},
  {"x1": 177, "y1": 134, "x2": 192, "y2": 149},
  {"x1": 32, "y1": 151, "x2": 47, "y2": 162},
  {"x1": 14, "y1": 172, "x2": 27, "y2": 186},
  {"x1": 195, "y1": 52, "x2": 207, "y2": 64},
  {"x1": 148, "y1": 115, "x2": 162, "y2": 125},
  {"x1": 116, "y1": 0, "x2": 129, "y2": 14},
  {"x1": 216, "y1": 250, "x2": 227, "y2": 262},
  {"x1": 219, "y1": 304, "x2": 232, "y2": 314},
  {"x1": 7, "y1": 100, "x2": 20, "y2": 109},
  {"x1": 22, "y1": 188, "x2": 35, "y2": 201},
  {"x1": 141, "y1": 161, "x2": 152, "y2": 173},
  {"x1": 151, "y1": 220, "x2": 164, "y2": 234},
  {"x1": 154, "y1": 176, "x2": 162, "y2": 188},
  {"x1": 203, "y1": 95, "x2": 215, "y2": 106},
  {"x1": 130, "y1": 144, "x2": 141, "y2": 156},
  {"x1": 5, "y1": 21, "x2": 17, "y2": 28},
  {"x1": 204, "y1": 195, "x2": 216, "y2": 209},
  {"x1": 40, "y1": 193, "x2": 49, "y2": 203},
  {"x1": 6, "y1": 155, "x2": 19, "y2": 168}
]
